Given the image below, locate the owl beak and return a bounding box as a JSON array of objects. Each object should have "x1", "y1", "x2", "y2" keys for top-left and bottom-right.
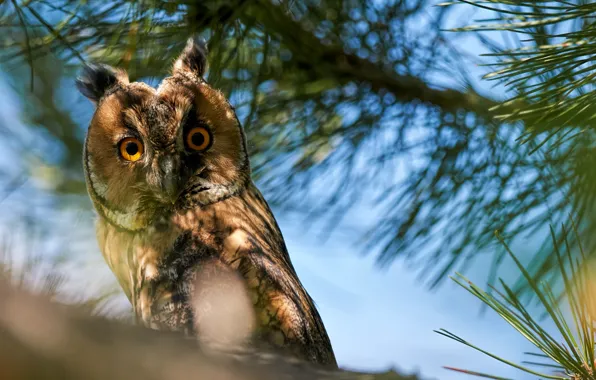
[
  {"x1": 158, "y1": 156, "x2": 182, "y2": 204},
  {"x1": 162, "y1": 175, "x2": 180, "y2": 204}
]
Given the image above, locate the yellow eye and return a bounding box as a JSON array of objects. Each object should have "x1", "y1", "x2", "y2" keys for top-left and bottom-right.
[
  {"x1": 186, "y1": 126, "x2": 211, "y2": 151},
  {"x1": 119, "y1": 137, "x2": 144, "y2": 162}
]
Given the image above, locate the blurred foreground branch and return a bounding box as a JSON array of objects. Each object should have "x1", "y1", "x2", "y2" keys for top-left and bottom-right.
[{"x1": 0, "y1": 280, "x2": 415, "y2": 380}]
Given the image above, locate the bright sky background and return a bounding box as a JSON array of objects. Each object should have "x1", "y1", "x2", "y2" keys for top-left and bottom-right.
[
  {"x1": 0, "y1": 3, "x2": 565, "y2": 380},
  {"x1": 280, "y1": 204, "x2": 543, "y2": 379}
]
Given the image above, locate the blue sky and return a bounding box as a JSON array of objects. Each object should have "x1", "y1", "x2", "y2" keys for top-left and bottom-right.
[
  {"x1": 279, "y1": 204, "x2": 544, "y2": 379},
  {"x1": 0, "y1": 3, "x2": 567, "y2": 379}
]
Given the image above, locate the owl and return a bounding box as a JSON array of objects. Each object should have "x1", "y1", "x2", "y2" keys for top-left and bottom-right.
[{"x1": 76, "y1": 38, "x2": 337, "y2": 368}]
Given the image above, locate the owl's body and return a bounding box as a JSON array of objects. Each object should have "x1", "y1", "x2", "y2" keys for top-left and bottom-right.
[{"x1": 78, "y1": 39, "x2": 337, "y2": 367}]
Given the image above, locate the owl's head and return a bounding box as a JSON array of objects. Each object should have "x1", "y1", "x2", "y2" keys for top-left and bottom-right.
[{"x1": 77, "y1": 38, "x2": 250, "y2": 231}]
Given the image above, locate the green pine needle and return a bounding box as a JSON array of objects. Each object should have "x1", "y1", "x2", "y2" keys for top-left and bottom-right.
[
  {"x1": 439, "y1": 221, "x2": 596, "y2": 379},
  {"x1": 450, "y1": 0, "x2": 596, "y2": 141}
]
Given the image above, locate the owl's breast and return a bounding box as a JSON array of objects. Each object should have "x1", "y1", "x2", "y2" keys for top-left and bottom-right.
[
  {"x1": 96, "y1": 209, "x2": 243, "y2": 326},
  {"x1": 96, "y1": 195, "x2": 336, "y2": 367},
  {"x1": 96, "y1": 217, "x2": 183, "y2": 306}
]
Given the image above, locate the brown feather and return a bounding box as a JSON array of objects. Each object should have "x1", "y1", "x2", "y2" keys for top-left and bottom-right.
[{"x1": 82, "y1": 40, "x2": 336, "y2": 368}]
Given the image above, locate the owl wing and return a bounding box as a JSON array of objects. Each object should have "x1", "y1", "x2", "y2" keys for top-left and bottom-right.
[
  {"x1": 233, "y1": 235, "x2": 337, "y2": 367},
  {"x1": 144, "y1": 228, "x2": 337, "y2": 367}
]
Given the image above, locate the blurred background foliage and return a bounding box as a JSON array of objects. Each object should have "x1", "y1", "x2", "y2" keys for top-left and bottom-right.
[{"x1": 0, "y1": 0, "x2": 595, "y2": 302}]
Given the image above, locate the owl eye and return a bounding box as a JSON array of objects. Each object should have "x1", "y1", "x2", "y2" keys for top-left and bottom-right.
[
  {"x1": 119, "y1": 137, "x2": 144, "y2": 162},
  {"x1": 186, "y1": 126, "x2": 211, "y2": 151}
]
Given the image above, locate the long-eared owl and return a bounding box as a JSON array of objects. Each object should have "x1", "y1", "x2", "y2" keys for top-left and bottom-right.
[{"x1": 77, "y1": 38, "x2": 337, "y2": 367}]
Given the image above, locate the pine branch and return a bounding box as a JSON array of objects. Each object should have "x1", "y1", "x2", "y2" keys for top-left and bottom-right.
[
  {"x1": 237, "y1": 0, "x2": 503, "y2": 119},
  {"x1": 0, "y1": 279, "x2": 417, "y2": 380},
  {"x1": 5, "y1": 0, "x2": 505, "y2": 119}
]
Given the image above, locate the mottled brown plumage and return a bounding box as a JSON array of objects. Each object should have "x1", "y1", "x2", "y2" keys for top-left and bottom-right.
[{"x1": 77, "y1": 38, "x2": 337, "y2": 367}]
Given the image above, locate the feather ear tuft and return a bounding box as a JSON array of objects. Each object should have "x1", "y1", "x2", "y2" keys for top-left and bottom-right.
[
  {"x1": 76, "y1": 64, "x2": 128, "y2": 103},
  {"x1": 172, "y1": 37, "x2": 209, "y2": 78}
]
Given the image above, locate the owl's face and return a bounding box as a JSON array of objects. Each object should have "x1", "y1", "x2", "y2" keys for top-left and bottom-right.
[{"x1": 78, "y1": 39, "x2": 250, "y2": 231}]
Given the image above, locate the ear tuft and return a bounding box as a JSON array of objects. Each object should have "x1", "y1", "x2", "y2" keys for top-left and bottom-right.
[
  {"x1": 172, "y1": 37, "x2": 208, "y2": 78},
  {"x1": 76, "y1": 64, "x2": 128, "y2": 103}
]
